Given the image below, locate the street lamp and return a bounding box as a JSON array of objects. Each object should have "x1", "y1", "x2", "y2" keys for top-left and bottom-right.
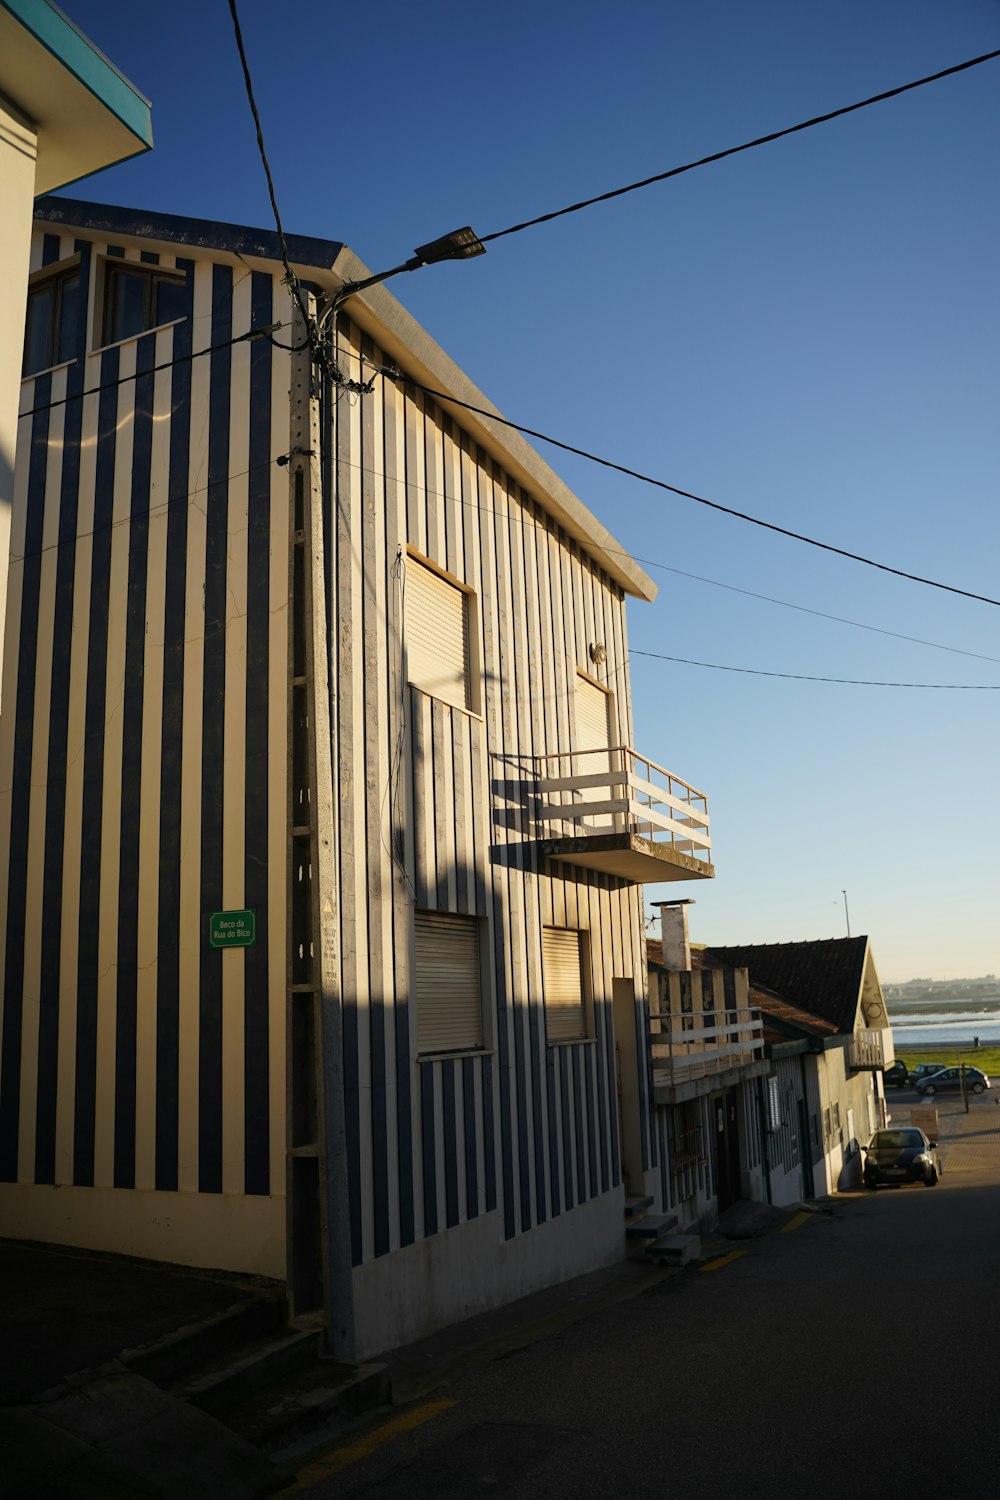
[{"x1": 320, "y1": 225, "x2": 486, "y2": 325}]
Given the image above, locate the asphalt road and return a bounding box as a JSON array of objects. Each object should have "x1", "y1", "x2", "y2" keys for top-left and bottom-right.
[{"x1": 295, "y1": 1091, "x2": 1000, "y2": 1500}]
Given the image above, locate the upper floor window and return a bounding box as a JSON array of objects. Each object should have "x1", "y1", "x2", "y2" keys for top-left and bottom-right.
[
  {"x1": 23, "y1": 263, "x2": 81, "y2": 377},
  {"x1": 414, "y1": 911, "x2": 484, "y2": 1054},
  {"x1": 406, "y1": 554, "x2": 474, "y2": 712},
  {"x1": 102, "y1": 261, "x2": 187, "y2": 346}
]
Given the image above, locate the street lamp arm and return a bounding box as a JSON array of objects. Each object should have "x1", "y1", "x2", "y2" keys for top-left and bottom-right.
[{"x1": 318, "y1": 225, "x2": 486, "y2": 329}]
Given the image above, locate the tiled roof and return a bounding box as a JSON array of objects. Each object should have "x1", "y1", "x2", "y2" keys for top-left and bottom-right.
[
  {"x1": 703, "y1": 937, "x2": 868, "y2": 1035},
  {"x1": 748, "y1": 982, "x2": 839, "y2": 1039}
]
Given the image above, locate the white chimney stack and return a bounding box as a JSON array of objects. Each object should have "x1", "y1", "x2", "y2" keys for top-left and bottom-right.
[{"x1": 657, "y1": 900, "x2": 694, "y2": 972}]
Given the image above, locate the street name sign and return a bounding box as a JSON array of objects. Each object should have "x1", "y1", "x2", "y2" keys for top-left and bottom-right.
[{"x1": 210, "y1": 909, "x2": 256, "y2": 949}]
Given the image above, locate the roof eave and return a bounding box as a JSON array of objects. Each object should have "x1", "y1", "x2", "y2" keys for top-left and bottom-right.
[{"x1": 328, "y1": 246, "x2": 658, "y2": 602}]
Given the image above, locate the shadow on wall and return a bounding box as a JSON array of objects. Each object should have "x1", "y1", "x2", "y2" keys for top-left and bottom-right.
[{"x1": 837, "y1": 1139, "x2": 863, "y2": 1190}]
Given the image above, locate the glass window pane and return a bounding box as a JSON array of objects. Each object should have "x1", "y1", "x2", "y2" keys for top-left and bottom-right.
[
  {"x1": 56, "y1": 274, "x2": 81, "y2": 364},
  {"x1": 107, "y1": 266, "x2": 148, "y2": 343},
  {"x1": 23, "y1": 284, "x2": 54, "y2": 375},
  {"x1": 154, "y1": 274, "x2": 187, "y2": 326}
]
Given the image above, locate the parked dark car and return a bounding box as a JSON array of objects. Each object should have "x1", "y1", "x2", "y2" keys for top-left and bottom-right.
[
  {"x1": 883, "y1": 1060, "x2": 908, "y2": 1088},
  {"x1": 907, "y1": 1062, "x2": 949, "y2": 1085},
  {"x1": 863, "y1": 1127, "x2": 940, "y2": 1188},
  {"x1": 915, "y1": 1065, "x2": 991, "y2": 1097}
]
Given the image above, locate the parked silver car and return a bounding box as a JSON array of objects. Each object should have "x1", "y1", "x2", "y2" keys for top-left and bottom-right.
[{"x1": 915, "y1": 1066, "x2": 990, "y2": 1097}]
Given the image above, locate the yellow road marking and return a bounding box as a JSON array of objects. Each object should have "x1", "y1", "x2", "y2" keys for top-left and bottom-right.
[
  {"x1": 699, "y1": 1249, "x2": 747, "y2": 1272},
  {"x1": 288, "y1": 1398, "x2": 458, "y2": 1491},
  {"x1": 780, "y1": 1211, "x2": 812, "y2": 1234}
]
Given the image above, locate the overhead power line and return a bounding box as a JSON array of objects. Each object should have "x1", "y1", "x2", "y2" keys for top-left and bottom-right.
[
  {"x1": 631, "y1": 649, "x2": 1000, "y2": 689},
  {"x1": 17, "y1": 323, "x2": 288, "y2": 420},
  {"x1": 226, "y1": 0, "x2": 310, "y2": 334},
  {"x1": 324, "y1": 426, "x2": 1000, "y2": 668},
  {"x1": 376, "y1": 365, "x2": 1000, "y2": 608},
  {"x1": 629, "y1": 559, "x2": 1000, "y2": 667},
  {"x1": 479, "y1": 48, "x2": 1000, "y2": 246}
]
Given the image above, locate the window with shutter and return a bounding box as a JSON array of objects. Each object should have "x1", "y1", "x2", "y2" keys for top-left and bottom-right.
[
  {"x1": 414, "y1": 911, "x2": 483, "y2": 1054},
  {"x1": 575, "y1": 674, "x2": 613, "y2": 824},
  {"x1": 542, "y1": 928, "x2": 588, "y2": 1042},
  {"x1": 406, "y1": 557, "x2": 472, "y2": 710}
]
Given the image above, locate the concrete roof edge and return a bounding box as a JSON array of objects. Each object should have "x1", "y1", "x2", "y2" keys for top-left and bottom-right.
[
  {"x1": 330, "y1": 247, "x2": 657, "y2": 603},
  {"x1": 1, "y1": 0, "x2": 152, "y2": 146}
]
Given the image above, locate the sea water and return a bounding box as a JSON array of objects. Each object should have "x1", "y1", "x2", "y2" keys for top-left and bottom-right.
[{"x1": 888, "y1": 1007, "x2": 1000, "y2": 1048}]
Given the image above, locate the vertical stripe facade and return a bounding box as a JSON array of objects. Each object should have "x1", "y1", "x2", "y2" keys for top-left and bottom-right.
[
  {"x1": 0, "y1": 230, "x2": 290, "y2": 1226},
  {"x1": 329, "y1": 314, "x2": 648, "y2": 1262},
  {"x1": 0, "y1": 215, "x2": 666, "y2": 1299}
]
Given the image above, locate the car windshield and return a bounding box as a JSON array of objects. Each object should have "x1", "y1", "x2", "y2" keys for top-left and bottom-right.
[{"x1": 872, "y1": 1130, "x2": 923, "y2": 1150}]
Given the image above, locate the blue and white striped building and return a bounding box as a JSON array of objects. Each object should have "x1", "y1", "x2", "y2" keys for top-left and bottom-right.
[{"x1": 0, "y1": 199, "x2": 714, "y2": 1357}]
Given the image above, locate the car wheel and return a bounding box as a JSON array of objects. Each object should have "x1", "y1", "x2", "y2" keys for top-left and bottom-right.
[
  {"x1": 924, "y1": 1168, "x2": 938, "y2": 1186},
  {"x1": 972, "y1": 1083, "x2": 985, "y2": 1095},
  {"x1": 896, "y1": 1080, "x2": 907, "y2": 1089},
  {"x1": 864, "y1": 1176, "x2": 877, "y2": 1191},
  {"x1": 922, "y1": 1084, "x2": 936, "y2": 1096}
]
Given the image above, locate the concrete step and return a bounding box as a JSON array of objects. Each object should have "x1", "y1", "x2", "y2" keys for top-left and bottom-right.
[
  {"x1": 624, "y1": 1195, "x2": 654, "y2": 1220},
  {"x1": 646, "y1": 1232, "x2": 701, "y2": 1266},
  {"x1": 176, "y1": 1325, "x2": 322, "y2": 1415},
  {"x1": 123, "y1": 1292, "x2": 288, "y2": 1386},
  {"x1": 225, "y1": 1359, "x2": 390, "y2": 1460},
  {"x1": 625, "y1": 1213, "x2": 678, "y2": 1241}
]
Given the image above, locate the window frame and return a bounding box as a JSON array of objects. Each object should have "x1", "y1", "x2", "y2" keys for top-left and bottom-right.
[
  {"x1": 542, "y1": 926, "x2": 593, "y2": 1045},
  {"x1": 22, "y1": 255, "x2": 83, "y2": 378},
  {"x1": 412, "y1": 909, "x2": 489, "y2": 1058},
  {"x1": 404, "y1": 548, "x2": 481, "y2": 716},
  {"x1": 99, "y1": 258, "x2": 188, "y2": 349}
]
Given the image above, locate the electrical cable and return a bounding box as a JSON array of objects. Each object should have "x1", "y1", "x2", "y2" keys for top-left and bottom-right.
[
  {"x1": 629, "y1": 561, "x2": 1000, "y2": 667},
  {"x1": 9, "y1": 454, "x2": 284, "y2": 567},
  {"x1": 375, "y1": 365, "x2": 1000, "y2": 608},
  {"x1": 478, "y1": 48, "x2": 1000, "y2": 246},
  {"x1": 631, "y1": 649, "x2": 1000, "y2": 689},
  {"x1": 319, "y1": 414, "x2": 1000, "y2": 669},
  {"x1": 226, "y1": 0, "x2": 312, "y2": 338},
  {"x1": 17, "y1": 322, "x2": 288, "y2": 420}
]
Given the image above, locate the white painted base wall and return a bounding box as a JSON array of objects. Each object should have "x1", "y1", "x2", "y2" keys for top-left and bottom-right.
[
  {"x1": 767, "y1": 1158, "x2": 804, "y2": 1208},
  {"x1": 353, "y1": 1188, "x2": 626, "y2": 1359}
]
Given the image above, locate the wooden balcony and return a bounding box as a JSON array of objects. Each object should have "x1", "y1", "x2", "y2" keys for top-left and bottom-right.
[
  {"x1": 651, "y1": 1006, "x2": 766, "y2": 1101},
  {"x1": 535, "y1": 747, "x2": 713, "y2": 885},
  {"x1": 848, "y1": 1028, "x2": 885, "y2": 1070}
]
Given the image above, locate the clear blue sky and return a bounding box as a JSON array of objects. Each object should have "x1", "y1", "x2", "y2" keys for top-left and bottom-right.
[{"x1": 65, "y1": 0, "x2": 999, "y2": 979}]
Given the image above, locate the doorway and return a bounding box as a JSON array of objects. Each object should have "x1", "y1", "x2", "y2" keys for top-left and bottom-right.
[
  {"x1": 712, "y1": 1088, "x2": 741, "y2": 1210},
  {"x1": 612, "y1": 977, "x2": 644, "y2": 1196}
]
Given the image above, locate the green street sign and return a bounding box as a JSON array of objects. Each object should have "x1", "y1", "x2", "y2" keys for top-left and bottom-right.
[{"x1": 210, "y1": 909, "x2": 256, "y2": 949}]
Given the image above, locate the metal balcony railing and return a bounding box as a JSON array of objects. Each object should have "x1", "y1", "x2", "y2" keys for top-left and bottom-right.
[
  {"x1": 848, "y1": 1028, "x2": 885, "y2": 1070},
  {"x1": 650, "y1": 1006, "x2": 765, "y2": 1087},
  {"x1": 534, "y1": 746, "x2": 711, "y2": 867}
]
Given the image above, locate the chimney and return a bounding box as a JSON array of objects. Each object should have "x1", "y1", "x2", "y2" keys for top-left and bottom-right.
[{"x1": 657, "y1": 899, "x2": 694, "y2": 972}]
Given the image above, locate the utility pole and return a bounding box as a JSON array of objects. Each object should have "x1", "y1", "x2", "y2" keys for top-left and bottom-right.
[{"x1": 286, "y1": 294, "x2": 356, "y2": 1357}]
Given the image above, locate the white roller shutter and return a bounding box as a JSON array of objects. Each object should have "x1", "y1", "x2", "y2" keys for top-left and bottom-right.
[
  {"x1": 543, "y1": 928, "x2": 587, "y2": 1042},
  {"x1": 575, "y1": 674, "x2": 612, "y2": 755},
  {"x1": 407, "y1": 559, "x2": 471, "y2": 710},
  {"x1": 414, "y1": 911, "x2": 483, "y2": 1054},
  {"x1": 575, "y1": 674, "x2": 612, "y2": 822}
]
